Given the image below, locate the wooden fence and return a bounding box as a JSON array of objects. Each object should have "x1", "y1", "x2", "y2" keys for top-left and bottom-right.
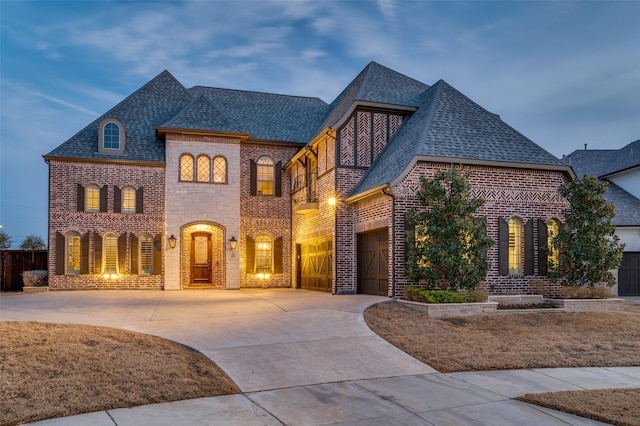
[{"x1": 0, "y1": 250, "x2": 48, "y2": 292}]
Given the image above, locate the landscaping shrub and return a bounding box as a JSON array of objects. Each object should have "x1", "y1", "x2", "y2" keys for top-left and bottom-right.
[
  {"x1": 405, "y1": 286, "x2": 480, "y2": 304},
  {"x1": 21, "y1": 270, "x2": 48, "y2": 287},
  {"x1": 562, "y1": 285, "x2": 613, "y2": 299}
]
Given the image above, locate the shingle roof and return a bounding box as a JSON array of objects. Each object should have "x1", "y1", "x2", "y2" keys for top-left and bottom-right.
[
  {"x1": 160, "y1": 95, "x2": 233, "y2": 132},
  {"x1": 352, "y1": 80, "x2": 566, "y2": 196},
  {"x1": 45, "y1": 70, "x2": 193, "y2": 163},
  {"x1": 562, "y1": 140, "x2": 640, "y2": 226},
  {"x1": 318, "y1": 61, "x2": 429, "y2": 132},
  {"x1": 187, "y1": 86, "x2": 328, "y2": 143}
]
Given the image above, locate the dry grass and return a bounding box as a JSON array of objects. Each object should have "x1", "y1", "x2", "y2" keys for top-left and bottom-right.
[
  {"x1": 364, "y1": 300, "x2": 640, "y2": 426},
  {"x1": 518, "y1": 389, "x2": 640, "y2": 426},
  {"x1": 0, "y1": 321, "x2": 240, "y2": 426}
]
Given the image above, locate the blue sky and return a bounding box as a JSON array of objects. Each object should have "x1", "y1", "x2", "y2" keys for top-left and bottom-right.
[{"x1": 1, "y1": 0, "x2": 639, "y2": 248}]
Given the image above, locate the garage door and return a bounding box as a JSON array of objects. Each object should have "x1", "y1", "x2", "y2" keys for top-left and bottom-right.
[
  {"x1": 299, "y1": 238, "x2": 332, "y2": 292},
  {"x1": 619, "y1": 252, "x2": 640, "y2": 296},
  {"x1": 357, "y1": 229, "x2": 389, "y2": 296}
]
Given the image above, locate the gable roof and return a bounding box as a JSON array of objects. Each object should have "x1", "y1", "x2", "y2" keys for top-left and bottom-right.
[
  {"x1": 318, "y1": 61, "x2": 430, "y2": 132},
  {"x1": 45, "y1": 70, "x2": 193, "y2": 163},
  {"x1": 562, "y1": 139, "x2": 640, "y2": 226},
  {"x1": 351, "y1": 80, "x2": 569, "y2": 197}
]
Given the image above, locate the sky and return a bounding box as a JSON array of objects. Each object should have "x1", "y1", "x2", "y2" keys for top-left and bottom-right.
[{"x1": 1, "y1": 0, "x2": 639, "y2": 248}]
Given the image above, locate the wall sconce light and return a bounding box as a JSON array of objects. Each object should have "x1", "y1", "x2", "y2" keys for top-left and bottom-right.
[
  {"x1": 168, "y1": 234, "x2": 177, "y2": 249},
  {"x1": 229, "y1": 236, "x2": 238, "y2": 255},
  {"x1": 327, "y1": 197, "x2": 337, "y2": 206}
]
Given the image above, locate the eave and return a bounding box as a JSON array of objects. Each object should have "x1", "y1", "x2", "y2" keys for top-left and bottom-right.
[
  {"x1": 43, "y1": 155, "x2": 165, "y2": 167},
  {"x1": 156, "y1": 126, "x2": 251, "y2": 141}
]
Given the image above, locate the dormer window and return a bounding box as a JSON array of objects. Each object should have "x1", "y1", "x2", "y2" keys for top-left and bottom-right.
[{"x1": 98, "y1": 118, "x2": 126, "y2": 155}]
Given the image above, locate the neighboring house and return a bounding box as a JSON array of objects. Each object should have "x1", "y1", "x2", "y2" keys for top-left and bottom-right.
[
  {"x1": 563, "y1": 141, "x2": 640, "y2": 296},
  {"x1": 44, "y1": 62, "x2": 574, "y2": 296}
]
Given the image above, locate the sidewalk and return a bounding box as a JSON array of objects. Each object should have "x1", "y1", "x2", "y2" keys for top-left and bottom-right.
[{"x1": 2, "y1": 289, "x2": 637, "y2": 425}]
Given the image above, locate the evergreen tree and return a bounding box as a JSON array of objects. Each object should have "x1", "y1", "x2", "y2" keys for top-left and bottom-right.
[
  {"x1": 0, "y1": 229, "x2": 12, "y2": 249},
  {"x1": 549, "y1": 175, "x2": 624, "y2": 287},
  {"x1": 406, "y1": 167, "x2": 494, "y2": 291},
  {"x1": 20, "y1": 235, "x2": 46, "y2": 250}
]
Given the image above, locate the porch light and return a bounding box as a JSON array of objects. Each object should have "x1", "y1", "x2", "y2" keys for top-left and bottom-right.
[
  {"x1": 168, "y1": 234, "x2": 177, "y2": 249},
  {"x1": 229, "y1": 236, "x2": 237, "y2": 251},
  {"x1": 327, "y1": 197, "x2": 337, "y2": 206}
]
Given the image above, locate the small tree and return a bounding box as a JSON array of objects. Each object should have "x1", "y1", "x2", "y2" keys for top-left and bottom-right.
[
  {"x1": 406, "y1": 167, "x2": 494, "y2": 291},
  {"x1": 0, "y1": 229, "x2": 12, "y2": 249},
  {"x1": 20, "y1": 235, "x2": 46, "y2": 250},
  {"x1": 549, "y1": 175, "x2": 624, "y2": 287}
]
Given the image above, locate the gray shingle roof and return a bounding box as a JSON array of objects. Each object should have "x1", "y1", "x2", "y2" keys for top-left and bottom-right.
[
  {"x1": 160, "y1": 95, "x2": 232, "y2": 132},
  {"x1": 318, "y1": 62, "x2": 429, "y2": 132},
  {"x1": 45, "y1": 70, "x2": 193, "y2": 163},
  {"x1": 352, "y1": 80, "x2": 565, "y2": 196},
  {"x1": 562, "y1": 140, "x2": 640, "y2": 226}
]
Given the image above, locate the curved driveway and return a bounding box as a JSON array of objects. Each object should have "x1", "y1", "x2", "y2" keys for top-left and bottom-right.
[{"x1": 2, "y1": 289, "x2": 636, "y2": 425}]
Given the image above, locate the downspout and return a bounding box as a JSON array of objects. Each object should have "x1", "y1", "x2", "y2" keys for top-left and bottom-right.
[{"x1": 382, "y1": 187, "x2": 395, "y2": 298}]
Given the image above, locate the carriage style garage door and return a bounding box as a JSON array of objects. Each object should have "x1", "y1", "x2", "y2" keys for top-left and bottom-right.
[
  {"x1": 357, "y1": 229, "x2": 389, "y2": 296},
  {"x1": 619, "y1": 252, "x2": 640, "y2": 296},
  {"x1": 298, "y1": 238, "x2": 332, "y2": 292}
]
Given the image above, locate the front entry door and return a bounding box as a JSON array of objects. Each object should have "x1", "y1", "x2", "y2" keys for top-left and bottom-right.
[
  {"x1": 357, "y1": 229, "x2": 389, "y2": 296},
  {"x1": 191, "y1": 232, "x2": 212, "y2": 285}
]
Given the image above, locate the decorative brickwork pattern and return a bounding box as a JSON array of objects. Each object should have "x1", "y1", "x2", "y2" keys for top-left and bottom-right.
[
  {"x1": 339, "y1": 117, "x2": 355, "y2": 166},
  {"x1": 357, "y1": 111, "x2": 372, "y2": 167}
]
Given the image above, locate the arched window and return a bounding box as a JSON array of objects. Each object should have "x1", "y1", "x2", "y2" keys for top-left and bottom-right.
[
  {"x1": 508, "y1": 218, "x2": 522, "y2": 274},
  {"x1": 85, "y1": 184, "x2": 100, "y2": 212},
  {"x1": 139, "y1": 234, "x2": 153, "y2": 275},
  {"x1": 122, "y1": 186, "x2": 136, "y2": 214},
  {"x1": 255, "y1": 233, "x2": 273, "y2": 273},
  {"x1": 103, "y1": 233, "x2": 118, "y2": 277},
  {"x1": 197, "y1": 155, "x2": 210, "y2": 182},
  {"x1": 257, "y1": 156, "x2": 274, "y2": 195},
  {"x1": 66, "y1": 232, "x2": 81, "y2": 275},
  {"x1": 180, "y1": 154, "x2": 194, "y2": 181},
  {"x1": 103, "y1": 122, "x2": 120, "y2": 150},
  {"x1": 547, "y1": 219, "x2": 560, "y2": 268},
  {"x1": 213, "y1": 156, "x2": 227, "y2": 183}
]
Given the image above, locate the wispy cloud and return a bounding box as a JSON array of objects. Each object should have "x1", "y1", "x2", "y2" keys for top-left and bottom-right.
[{"x1": 28, "y1": 91, "x2": 100, "y2": 117}]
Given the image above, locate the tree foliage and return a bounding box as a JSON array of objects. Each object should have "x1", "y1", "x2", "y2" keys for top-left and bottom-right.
[
  {"x1": 405, "y1": 167, "x2": 494, "y2": 291},
  {"x1": 20, "y1": 235, "x2": 46, "y2": 250},
  {"x1": 0, "y1": 229, "x2": 12, "y2": 249},
  {"x1": 549, "y1": 175, "x2": 624, "y2": 287}
]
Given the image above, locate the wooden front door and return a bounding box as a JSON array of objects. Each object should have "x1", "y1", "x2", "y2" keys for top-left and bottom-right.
[
  {"x1": 191, "y1": 232, "x2": 212, "y2": 285},
  {"x1": 300, "y1": 238, "x2": 332, "y2": 292},
  {"x1": 619, "y1": 252, "x2": 640, "y2": 296},
  {"x1": 358, "y1": 229, "x2": 389, "y2": 296}
]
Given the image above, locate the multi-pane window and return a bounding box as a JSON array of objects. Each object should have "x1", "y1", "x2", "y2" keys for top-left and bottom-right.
[
  {"x1": 197, "y1": 155, "x2": 210, "y2": 182},
  {"x1": 508, "y1": 218, "x2": 522, "y2": 274},
  {"x1": 103, "y1": 122, "x2": 120, "y2": 149},
  {"x1": 547, "y1": 219, "x2": 560, "y2": 268},
  {"x1": 213, "y1": 156, "x2": 227, "y2": 183},
  {"x1": 85, "y1": 184, "x2": 100, "y2": 212},
  {"x1": 103, "y1": 233, "x2": 118, "y2": 276},
  {"x1": 140, "y1": 234, "x2": 153, "y2": 275},
  {"x1": 180, "y1": 154, "x2": 194, "y2": 181},
  {"x1": 255, "y1": 233, "x2": 272, "y2": 273},
  {"x1": 66, "y1": 232, "x2": 81, "y2": 274},
  {"x1": 122, "y1": 186, "x2": 136, "y2": 214},
  {"x1": 257, "y1": 156, "x2": 274, "y2": 195}
]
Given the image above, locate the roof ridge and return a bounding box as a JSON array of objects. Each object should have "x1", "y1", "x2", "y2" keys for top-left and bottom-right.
[{"x1": 189, "y1": 85, "x2": 327, "y2": 103}]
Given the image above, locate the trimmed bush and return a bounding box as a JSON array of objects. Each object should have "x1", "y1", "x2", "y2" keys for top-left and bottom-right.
[{"x1": 406, "y1": 286, "x2": 478, "y2": 304}]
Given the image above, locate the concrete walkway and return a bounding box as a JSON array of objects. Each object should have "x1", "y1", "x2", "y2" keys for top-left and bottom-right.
[{"x1": 1, "y1": 289, "x2": 638, "y2": 425}]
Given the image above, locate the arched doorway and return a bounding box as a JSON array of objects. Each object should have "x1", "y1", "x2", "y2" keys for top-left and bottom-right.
[{"x1": 181, "y1": 223, "x2": 225, "y2": 288}]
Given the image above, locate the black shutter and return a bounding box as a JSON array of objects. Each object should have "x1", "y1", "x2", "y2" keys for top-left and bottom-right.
[
  {"x1": 246, "y1": 235, "x2": 255, "y2": 273},
  {"x1": 94, "y1": 233, "x2": 102, "y2": 273},
  {"x1": 77, "y1": 184, "x2": 85, "y2": 212},
  {"x1": 275, "y1": 161, "x2": 282, "y2": 197},
  {"x1": 249, "y1": 160, "x2": 257, "y2": 196},
  {"x1": 538, "y1": 219, "x2": 548, "y2": 276},
  {"x1": 404, "y1": 212, "x2": 415, "y2": 264},
  {"x1": 118, "y1": 233, "x2": 127, "y2": 274},
  {"x1": 274, "y1": 237, "x2": 283, "y2": 273},
  {"x1": 136, "y1": 187, "x2": 144, "y2": 213},
  {"x1": 55, "y1": 232, "x2": 65, "y2": 275},
  {"x1": 524, "y1": 219, "x2": 534, "y2": 276},
  {"x1": 130, "y1": 234, "x2": 139, "y2": 275},
  {"x1": 80, "y1": 232, "x2": 90, "y2": 275},
  {"x1": 113, "y1": 186, "x2": 122, "y2": 213},
  {"x1": 152, "y1": 234, "x2": 162, "y2": 275},
  {"x1": 499, "y1": 217, "x2": 509, "y2": 276},
  {"x1": 99, "y1": 185, "x2": 108, "y2": 212}
]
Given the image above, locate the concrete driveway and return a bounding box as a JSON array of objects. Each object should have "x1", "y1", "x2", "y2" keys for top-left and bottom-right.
[{"x1": 2, "y1": 289, "x2": 636, "y2": 425}]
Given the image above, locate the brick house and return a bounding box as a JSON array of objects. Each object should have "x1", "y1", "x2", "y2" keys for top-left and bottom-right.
[
  {"x1": 44, "y1": 62, "x2": 574, "y2": 295},
  {"x1": 563, "y1": 141, "x2": 640, "y2": 296}
]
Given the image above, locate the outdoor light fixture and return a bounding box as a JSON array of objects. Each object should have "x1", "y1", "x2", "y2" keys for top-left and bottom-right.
[
  {"x1": 327, "y1": 197, "x2": 337, "y2": 206},
  {"x1": 168, "y1": 234, "x2": 177, "y2": 249},
  {"x1": 229, "y1": 237, "x2": 238, "y2": 256}
]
